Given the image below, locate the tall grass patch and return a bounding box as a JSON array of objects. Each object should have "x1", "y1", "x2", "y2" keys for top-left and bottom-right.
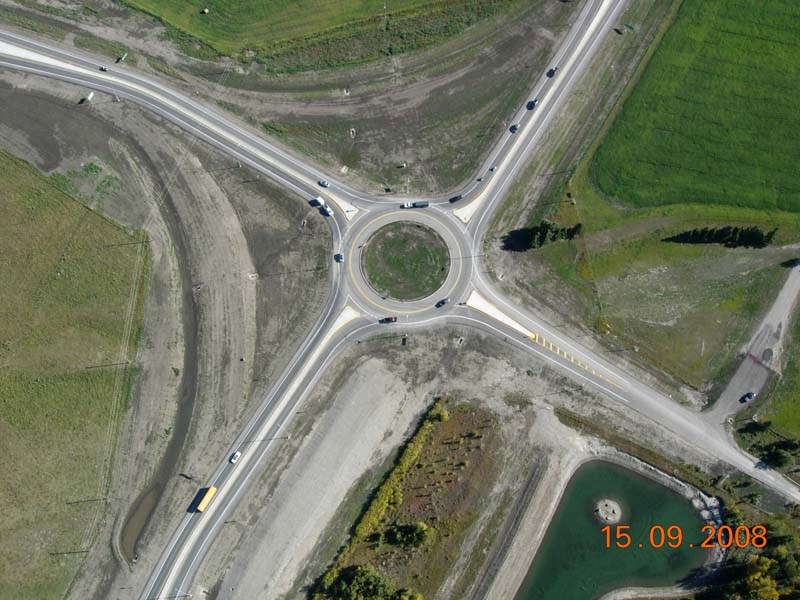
[{"x1": 0, "y1": 151, "x2": 146, "y2": 599}]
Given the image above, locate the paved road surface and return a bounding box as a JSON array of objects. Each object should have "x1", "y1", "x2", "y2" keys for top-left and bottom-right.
[{"x1": 1, "y1": 1, "x2": 798, "y2": 598}]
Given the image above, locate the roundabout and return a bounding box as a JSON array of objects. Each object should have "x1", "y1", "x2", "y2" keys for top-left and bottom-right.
[
  {"x1": 360, "y1": 221, "x2": 450, "y2": 301},
  {"x1": 344, "y1": 208, "x2": 473, "y2": 316}
]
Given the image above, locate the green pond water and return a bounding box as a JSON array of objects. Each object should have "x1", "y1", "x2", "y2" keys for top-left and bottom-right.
[{"x1": 515, "y1": 460, "x2": 708, "y2": 600}]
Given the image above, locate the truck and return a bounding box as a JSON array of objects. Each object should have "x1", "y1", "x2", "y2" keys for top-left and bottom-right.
[
  {"x1": 196, "y1": 486, "x2": 218, "y2": 512},
  {"x1": 401, "y1": 201, "x2": 429, "y2": 209}
]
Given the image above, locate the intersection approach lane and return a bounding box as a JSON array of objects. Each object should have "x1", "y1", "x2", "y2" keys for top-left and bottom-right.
[{"x1": 2, "y1": 1, "x2": 799, "y2": 599}]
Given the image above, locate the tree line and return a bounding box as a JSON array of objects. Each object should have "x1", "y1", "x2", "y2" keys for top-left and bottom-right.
[
  {"x1": 663, "y1": 226, "x2": 777, "y2": 248},
  {"x1": 502, "y1": 220, "x2": 583, "y2": 251}
]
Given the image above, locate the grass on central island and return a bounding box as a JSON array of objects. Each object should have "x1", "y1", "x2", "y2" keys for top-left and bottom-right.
[{"x1": 362, "y1": 221, "x2": 450, "y2": 301}]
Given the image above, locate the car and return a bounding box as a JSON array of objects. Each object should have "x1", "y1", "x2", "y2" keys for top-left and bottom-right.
[
  {"x1": 402, "y1": 201, "x2": 414, "y2": 208},
  {"x1": 449, "y1": 194, "x2": 463, "y2": 203},
  {"x1": 379, "y1": 316, "x2": 398, "y2": 324},
  {"x1": 318, "y1": 179, "x2": 330, "y2": 188},
  {"x1": 477, "y1": 177, "x2": 484, "y2": 182},
  {"x1": 739, "y1": 392, "x2": 757, "y2": 404},
  {"x1": 334, "y1": 253, "x2": 344, "y2": 263},
  {"x1": 547, "y1": 67, "x2": 558, "y2": 78},
  {"x1": 99, "y1": 66, "x2": 108, "y2": 72},
  {"x1": 526, "y1": 99, "x2": 539, "y2": 110},
  {"x1": 509, "y1": 124, "x2": 520, "y2": 133},
  {"x1": 321, "y1": 203, "x2": 333, "y2": 216},
  {"x1": 229, "y1": 451, "x2": 242, "y2": 464},
  {"x1": 489, "y1": 165, "x2": 497, "y2": 172},
  {"x1": 435, "y1": 298, "x2": 449, "y2": 308}
]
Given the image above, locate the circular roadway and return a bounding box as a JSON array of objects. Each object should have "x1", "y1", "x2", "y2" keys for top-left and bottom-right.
[{"x1": 344, "y1": 207, "x2": 473, "y2": 316}]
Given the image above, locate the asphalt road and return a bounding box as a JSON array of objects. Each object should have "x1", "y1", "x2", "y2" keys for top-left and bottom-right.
[{"x1": 1, "y1": 0, "x2": 799, "y2": 598}]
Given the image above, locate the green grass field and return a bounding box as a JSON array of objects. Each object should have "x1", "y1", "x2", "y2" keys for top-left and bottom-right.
[
  {"x1": 0, "y1": 151, "x2": 146, "y2": 599},
  {"x1": 770, "y1": 313, "x2": 800, "y2": 437},
  {"x1": 499, "y1": 0, "x2": 800, "y2": 391},
  {"x1": 123, "y1": 0, "x2": 514, "y2": 70},
  {"x1": 591, "y1": 0, "x2": 800, "y2": 212},
  {"x1": 363, "y1": 222, "x2": 450, "y2": 301}
]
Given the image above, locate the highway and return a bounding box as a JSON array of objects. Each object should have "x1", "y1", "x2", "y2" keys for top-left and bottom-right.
[{"x1": 1, "y1": 0, "x2": 799, "y2": 598}]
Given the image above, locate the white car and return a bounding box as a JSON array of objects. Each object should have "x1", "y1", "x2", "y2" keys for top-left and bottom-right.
[
  {"x1": 229, "y1": 451, "x2": 242, "y2": 464},
  {"x1": 312, "y1": 195, "x2": 324, "y2": 206},
  {"x1": 318, "y1": 179, "x2": 330, "y2": 188},
  {"x1": 401, "y1": 201, "x2": 414, "y2": 208},
  {"x1": 322, "y1": 202, "x2": 334, "y2": 216}
]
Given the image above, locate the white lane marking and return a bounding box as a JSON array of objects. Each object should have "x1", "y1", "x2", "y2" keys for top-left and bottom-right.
[
  {"x1": 157, "y1": 305, "x2": 362, "y2": 597},
  {"x1": 454, "y1": 0, "x2": 615, "y2": 224},
  {"x1": 0, "y1": 40, "x2": 361, "y2": 219},
  {"x1": 466, "y1": 290, "x2": 532, "y2": 338}
]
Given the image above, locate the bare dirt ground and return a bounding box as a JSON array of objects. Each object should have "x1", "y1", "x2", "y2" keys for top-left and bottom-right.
[
  {"x1": 0, "y1": 0, "x2": 581, "y2": 194},
  {"x1": 182, "y1": 325, "x2": 721, "y2": 600},
  {"x1": 0, "y1": 68, "x2": 329, "y2": 599}
]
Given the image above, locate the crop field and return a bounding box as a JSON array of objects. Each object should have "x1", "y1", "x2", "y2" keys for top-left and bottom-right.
[
  {"x1": 315, "y1": 398, "x2": 499, "y2": 600},
  {"x1": 124, "y1": 0, "x2": 514, "y2": 70},
  {"x1": 0, "y1": 151, "x2": 146, "y2": 599},
  {"x1": 492, "y1": 0, "x2": 800, "y2": 392},
  {"x1": 591, "y1": 0, "x2": 800, "y2": 212}
]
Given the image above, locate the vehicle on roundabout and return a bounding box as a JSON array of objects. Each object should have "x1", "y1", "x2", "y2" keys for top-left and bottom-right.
[
  {"x1": 435, "y1": 298, "x2": 449, "y2": 308},
  {"x1": 379, "y1": 316, "x2": 398, "y2": 324}
]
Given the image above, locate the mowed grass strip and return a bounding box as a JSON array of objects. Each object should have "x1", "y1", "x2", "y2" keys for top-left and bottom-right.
[
  {"x1": 362, "y1": 222, "x2": 450, "y2": 301},
  {"x1": 591, "y1": 0, "x2": 800, "y2": 212},
  {"x1": 0, "y1": 151, "x2": 146, "y2": 599},
  {"x1": 123, "y1": 0, "x2": 514, "y2": 70}
]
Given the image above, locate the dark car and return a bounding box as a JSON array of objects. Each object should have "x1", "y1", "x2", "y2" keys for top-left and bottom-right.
[
  {"x1": 449, "y1": 194, "x2": 463, "y2": 204},
  {"x1": 379, "y1": 316, "x2": 398, "y2": 324},
  {"x1": 546, "y1": 67, "x2": 558, "y2": 78},
  {"x1": 526, "y1": 99, "x2": 539, "y2": 110},
  {"x1": 509, "y1": 124, "x2": 520, "y2": 133},
  {"x1": 739, "y1": 392, "x2": 756, "y2": 404},
  {"x1": 435, "y1": 298, "x2": 449, "y2": 308},
  {"x1": 99, "y1": 66, "x2": 108, "y2": 72},
  {"x1": 334, "y1": 253, "x2": 344, "y2": 263}
]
